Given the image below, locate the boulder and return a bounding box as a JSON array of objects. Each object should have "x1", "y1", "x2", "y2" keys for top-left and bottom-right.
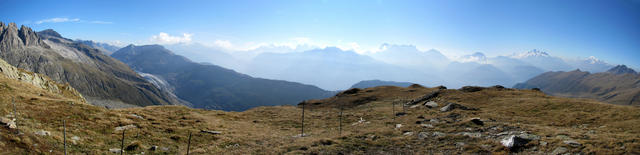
[
  {"x1": 469, "y1": 117, "x2": 484, "y2": 126},
  {"x1": 406, "y1": 91, "x2": 440, "y2": 105},
  {"x1": 440, "y1": 103, "x2": 476, "y2": 112},
  {"x1": 424, "y1": 101, "x2": 438, "y2": 108},
  {"x1": 0, "y1": 117, "x2": 16, "y2": 129},
  {"x1": 34, "y1": 130, "x2": 50, "y2": 136},
  {"x1": 409, "y1": 104, "x2": 421, "y2": 109},
  {"x1": 395, "y1": 124, "x2": 403, "y2": 129},
  {"x1": 501, "y1": 135, "x2": 531, "y2": 149}
]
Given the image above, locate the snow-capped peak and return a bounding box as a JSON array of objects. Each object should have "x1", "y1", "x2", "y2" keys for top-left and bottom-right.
[
  {"x1": 512, "y1": 49, "x2": 551, "y2": 58},
  {"x1": 585, "y1": 56, "x2": 605, "y2": 64}
]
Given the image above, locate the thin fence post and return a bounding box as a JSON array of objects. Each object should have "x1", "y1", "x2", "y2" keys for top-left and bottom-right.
[
  {"x1": 12, "y1": 98, "x2": 17, "y2": 129},
  {"x1": 339, "y1": 103, "x2": 343, "y2": 136},
  {"x1": 121, "y1": 129, "x2": 125, "y2": 155},
  {"x1": 392, "y1": 100, "x2": 395, "y2": 123},
  {"x1": 63, "y1": 120, "x2": 67, "y2": 155},
  {"x1": 403, "y1": 98, "x2": 407, "y2": 114},
  {"x1": 187, "y1": 131, "x2": 192, "y2": 155},
  {"x1": 301, "y1": 103, "x2": 305, "y2": 137}
]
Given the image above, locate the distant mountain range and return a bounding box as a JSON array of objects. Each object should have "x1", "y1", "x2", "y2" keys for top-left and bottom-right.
[
  {"x1": 169, "y1": 41, "x2": 618, "y2": 90},
  {"x1": 350, "y1": 80, "x2": 414, "y2": 89},
  {"x1": 74, "y1": 39, "x2": 121, "y2": 55},
  {"x1": 514, "y1": 65, "x2": 640, "y2": 105},
  {"x1": 0, "y1": 22, "x2": 183, "y2": 107},
  {"x1": 112, "y1": 44, "x2": 334, "y2": 111}
]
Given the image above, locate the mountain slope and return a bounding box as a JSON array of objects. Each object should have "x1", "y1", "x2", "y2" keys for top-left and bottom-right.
[
  {"x1": 112, "y1": 44, "x2": 333, "y2": 111},
  {"x1": 0, "y1": 22, "x2": 181, "y2": 107},
  {"x1": 513, "y1": 65, "x2": 640, "y2": 105},
  {"x1": 1, "y1": 85, "x2": 639, "y2": 154}
]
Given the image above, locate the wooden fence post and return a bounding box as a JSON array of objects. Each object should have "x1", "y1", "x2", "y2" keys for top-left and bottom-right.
[
  {"x1": 301, "y1": 103, "x2": 305, "y2": 137},
  {"x1": 63, "y1": 120, "x2": 67, "y2": 155},
  {"x1": 12, "y1": 98, "x2": 17, "y2": 129},
  {"x1": 339, "y1": 103, "x2": 343, "y2": 136},
  {"x1": 120, "y1": 129, "x2": 125, "y2": 155},
  {"x1": 187, "y1": 131, "x2": 192, "y2": 155}
]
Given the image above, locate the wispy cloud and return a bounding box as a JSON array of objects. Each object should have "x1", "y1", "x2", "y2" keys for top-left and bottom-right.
[
  {"x1": 36, "y1": 18, "x2": 80, "y2": 24},
  {"x1": 89, "y1": 20, "x2": 113, "y2": 24},
  {"x1": 36, "y1": 17, "x2": 113, "y2": 24},
  {"x1": 150, "y1": 32, "x2": 193, "y2": 45}
]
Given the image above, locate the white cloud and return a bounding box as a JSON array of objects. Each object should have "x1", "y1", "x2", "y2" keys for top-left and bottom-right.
[
  {"x1": 89, "y1": 20, "x2": 113, "y2": 24},
  {"x1": 150, "y1": 32, "x2": 193, "y2": 45},
  {"x1": 36, "y1": 18, "x2": 80, "y2": 24},
  {"x1": 36, "y1": 17, "x2": 113, "y2": 24}
]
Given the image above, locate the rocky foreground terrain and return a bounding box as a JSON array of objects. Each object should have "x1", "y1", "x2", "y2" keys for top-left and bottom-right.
[{"x1": 1, "y1": 66, "x2": 639, "y2": 155}]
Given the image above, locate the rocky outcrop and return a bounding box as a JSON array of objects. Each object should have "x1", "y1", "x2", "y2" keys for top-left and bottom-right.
[
  {"x1": 0, "y1": 22, "x2": 182, "y2": 107},
  {"x1": 0, "y1": 57, "x2": 85, "y2": 102}
]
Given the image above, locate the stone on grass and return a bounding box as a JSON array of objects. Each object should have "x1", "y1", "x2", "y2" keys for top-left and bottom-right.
[
  {"x1": 418, "y1": 132, "x2": 430, "y2": 139},
  {"x1": 403, "y1": 132, "x2": 414, "y2": 136},
  {"x1": 421, "y1": 124, "x2": 433, "y2": 128},
  {"x1": 501, "y1": 135, "x2": 531, "y2": 149},
  {"x1": 115, "y1": 125, "x2": 136, "y2": 131},
  {"x1": 34, "y1": 130, "x2": 50, "y2": 136},
  {"x1": 432, "y1": 132, "x2": 446, "y2": 137},
  {"x1": 395, "y1": 124, "x2": 403, "y2": 128},
  {"x1": 563, "y1": 140, "x2": 581, "y2": 147},
  {"x1": 424, "y1": 101, "x2": 439, "y2": 108},
  {"x1": 0, "y1": 117, "x2": 16, "y2": 129},
  {"x1": 109, "y1": 148, "x2": 122, "y2": 153},
  {"x1": 200, "y1": 130, "x2": 222, "y2": 135},
  {"x1": 469, "y1": 117, "x2": 484, "y2": 126},
  {"x1": 551, "y1": 147, "x2": 568, "y2": 154},
  {"x1": 461, "y1": 132, "x2": 482, "y2": 138},
  {"x1": 440, "y1": 103, "x2": 476, "y2": 112}
]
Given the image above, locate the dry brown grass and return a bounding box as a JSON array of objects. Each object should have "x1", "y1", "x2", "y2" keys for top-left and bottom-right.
[{"x1": 1, "y1": 77, "x2": 639, "y2": 154}]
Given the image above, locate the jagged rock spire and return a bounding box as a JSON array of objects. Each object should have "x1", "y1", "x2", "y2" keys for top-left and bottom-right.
[{"x1": 0, "y1": 22, "x2": 48, "y2": 52}]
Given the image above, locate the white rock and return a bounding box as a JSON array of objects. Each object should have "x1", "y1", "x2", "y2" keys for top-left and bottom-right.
[
  {"x1": 403, "y1": 132, "x2": 414, "y2": 136},
  {"x1": 34, "y1": 130, "x2": 50, "y2": 136},
  {"x1": 424, "y1": 101, "x2": 438, "y2": 108},
  {"x1": 421, "y1": 124, "x2": 433, "y2": 128},
  {"x1": 114, "y1": 124, "x2": 136, "y2": 131},
  {"x1": 109, "y1": 148, "x2": 122, "y2": 153},
  {"x1": 395, "y1": 124, "x2": 403, "y2": 128}
]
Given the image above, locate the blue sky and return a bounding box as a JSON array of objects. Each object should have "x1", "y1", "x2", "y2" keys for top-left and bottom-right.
[{"x1": 1, "y1": 0, "x2": 639, "y2": 68}]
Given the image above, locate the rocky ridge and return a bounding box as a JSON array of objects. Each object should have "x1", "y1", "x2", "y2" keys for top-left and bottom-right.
[{"x1": 0, "y1": 22, "x2": 183, "y2": 107}]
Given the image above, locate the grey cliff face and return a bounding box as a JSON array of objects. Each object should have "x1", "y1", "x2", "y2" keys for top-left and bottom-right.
[{"x1": 0, "y1": 22, "x2": 183, "y2": 107}]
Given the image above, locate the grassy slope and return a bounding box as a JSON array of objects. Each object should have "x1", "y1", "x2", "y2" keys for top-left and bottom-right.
[{"x1": 1, "y1": 81, "x2": 639, "y2": 154}]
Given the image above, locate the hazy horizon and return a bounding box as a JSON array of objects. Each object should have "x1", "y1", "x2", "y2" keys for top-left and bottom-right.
[{"x1": 2, "y1": 0, "x2": 639, "y2": 68}]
